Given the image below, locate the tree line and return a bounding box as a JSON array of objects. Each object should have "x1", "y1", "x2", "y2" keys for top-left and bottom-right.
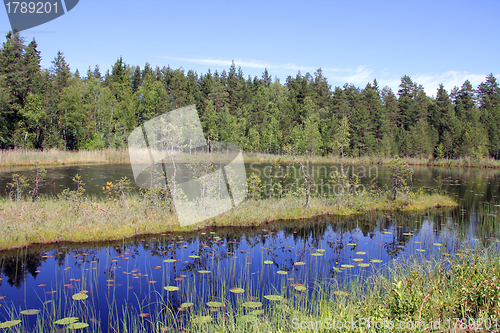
[{"x1": 1, "y1": 31, "x2": 500, "y2": 159}]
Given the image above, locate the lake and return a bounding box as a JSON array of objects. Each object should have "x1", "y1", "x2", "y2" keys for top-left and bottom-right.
[{"x1": 0, "y1": 162, "x2": 499, "y2": 331}]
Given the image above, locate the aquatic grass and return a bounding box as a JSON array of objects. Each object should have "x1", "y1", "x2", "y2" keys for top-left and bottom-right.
[
  {"x1": 0, "y1": 148, "x2": 129, "y2": 167},
  {"x1": 2, "y1": 242, "x2": 500, "y2": 332},
  {"x1": 243, "y1": 152, "x2": 500, "y2": 170}
]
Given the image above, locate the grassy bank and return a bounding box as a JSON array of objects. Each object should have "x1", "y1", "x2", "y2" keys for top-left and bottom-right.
[
  {"x1": 0, "y1": 148, "x2": 129, "y2": 167},
  {"x1": 244, "y1": 152, "x2": 500, "y2": 169},
  {"x1": 0, "y1": 192, "x2": 456, "y2": 251},
  {"x1": 2, "y1": 148, "x2": 500, "y2": 169}
]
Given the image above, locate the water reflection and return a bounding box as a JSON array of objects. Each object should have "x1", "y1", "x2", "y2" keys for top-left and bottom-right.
[{"x1": 0, "y1": 164, "x2": 499, "y2": 331}]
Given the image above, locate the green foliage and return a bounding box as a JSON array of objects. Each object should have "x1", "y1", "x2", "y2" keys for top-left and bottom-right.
[
  {"x1": 6, "y1": 173, "x2": 29, "y2": 201},
  {"x1": 59, "y1": 174, "x2": 86, "y2": 200},
  {"x1": 1, "y1": 31, "x2": 500, "y2": 159},
  {"x1": 389, "y1": 156, "x2": 413, "y2": 200},
  {"x1": 246, "y1": 172, "x2": 263, "y2": 200}
]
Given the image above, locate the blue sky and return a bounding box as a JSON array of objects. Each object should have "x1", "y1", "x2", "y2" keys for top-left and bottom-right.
[{"x1": 1, "y1": 0, "x2": 499, "y2": 95}]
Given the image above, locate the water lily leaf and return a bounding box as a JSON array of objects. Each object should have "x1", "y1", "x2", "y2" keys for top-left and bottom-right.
[
  {"x1": 67, "y1": 322, "x2": 89, "y2": 329},
  {"x1": 334, "y1": 291, "x2": 349, "y2": 297},
  {"x1": 358, "y1": 263, "x2": 370, "y2": 268},
  {"x1": 188, "y1": 255, "x2": 200, "y2": 259},
  {"x1": 276, "y1": 270, "x2": 288, "y2": 275},
  {"x1": 191, "y1": 315, "x2": 212, "y2": 324},
  {"x1": 180, "y1": 302, "x2": 193, "y2": 308},
  {"x1": 355, "y1": 251, "x2": 366, "y2": 255},
  {"x1": 230, "y1": 288, "x2": 244, "y2": 294},
  {"x1": 382, "y1": 231, "x2": 392, "y2": 234},
  {"x1": 264, "y1": 260, "x2": 274, "y2": 265},
  {"x1": 20, "y1": 309, "x2": 40, "y2": 315},
  {"x1": 55, "y1": 317, "x2": 79, "y2": 325},
  {"x1": 206, "y1": 301, "x2": 224, "y2": 307},
  {"x1": 416, "y1": 249, "x2": 426, "y2": 252},
  {"x1": 164, "y1": 259, "x2": 177, "y2": 263},
  {"x1": 242, "y1": 301, "x2": 263, "y2": 308},
  {"x1": 353, "y1": 258, "x2": 364, "y2": 262},
  {"x1": 237, "y1": 314, "x2": 257, "y2": 323},
  {"x1": 347, "y1": 243, "x2": 357, "y2": 246},
  {"x1": 316, "y1": 249, "x2": 326, "y2": 253},
  {"x1": 341, "y1": 264, "x2": 354, "y2": 268},
  {"x1": 294, "y1": 262, "x2": 306, "y2": 266},
  {"x1": 0, "y1": 320, "x2": 21, "y2": 328},
  {"x1": 333, "y1": 267, "x2": 342, "y2": 273},
  {"x1": 369, "y1": 259, "x2": 383, "y2": 263},
  {"x1": 164, "y1": 286, "x2": 179, "y2": 291},
  {"x1": 72, "y1": 293, "x2": 88, "y2": 301},
  {"x1": 311, "y1": 252, "x2": 323, "y2": 257},
  {"x1": 433, "y1": 243, "x2": 442, "y2": 246},
  {"x1": 248, "y1": 309, "x2": 264, "y2": 316},
  {"x1": 264, "y1": 295, "x2": 282, "y2": 301},
  {"x1": 294, "y1": 285, "x2": 307, "y2": 291}
]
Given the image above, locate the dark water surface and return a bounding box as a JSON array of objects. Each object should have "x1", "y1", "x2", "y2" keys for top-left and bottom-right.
[{"x1": 0, "y1": 163, "x2": 500, "y2": 331}]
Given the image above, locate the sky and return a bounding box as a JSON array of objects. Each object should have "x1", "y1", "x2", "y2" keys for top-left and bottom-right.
[{"x1": 1, "y1": 0, "x2": 499, "y2": 96}]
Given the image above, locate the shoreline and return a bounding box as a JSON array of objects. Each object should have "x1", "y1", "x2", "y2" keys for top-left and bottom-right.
[
  {"x1": 1, "y1": 148, "x2": 500, "y2": 169},
  {"x1": 0, "y1": 193, "x2": 457, "y2": 252}
]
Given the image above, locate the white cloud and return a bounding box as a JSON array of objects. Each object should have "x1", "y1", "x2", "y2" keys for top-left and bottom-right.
[
  {"x1": 157, "y1": 56, "x2": 497, "y2": 96},
  {"x1": 157, "y1": 56, "x2": 317, "y2": 72}
]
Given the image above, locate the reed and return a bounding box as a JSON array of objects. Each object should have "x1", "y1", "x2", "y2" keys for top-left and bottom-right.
[{"x1": 0, "y1": 148, "x2": 129, "y2": 167}]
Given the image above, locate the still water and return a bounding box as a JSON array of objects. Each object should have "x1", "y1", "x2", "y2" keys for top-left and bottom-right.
[{"x1": 0, "y1": 162, "x2": 499, "y2": 331}]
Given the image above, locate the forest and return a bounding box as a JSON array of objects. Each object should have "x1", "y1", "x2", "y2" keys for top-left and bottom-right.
[{"x1": 1, "y1": 30, "x2": 500, "y2": 160}]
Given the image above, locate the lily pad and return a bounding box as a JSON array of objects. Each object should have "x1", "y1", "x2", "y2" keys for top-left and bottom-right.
[
  {"x1": 355, "y1": 251, "x2": 366, "y2": 255},
  {"x1": 353, "y1": 258, "x2": 364, "y2": 262},
  {"x1": 20, "y1": 309, "x2": 40, "y2": 315},
  {"x1": 358, "y1": 263, "x2": 370, "y2": 268},
  {"x1": 311, "y1": 253, "x2": 323, "y2": 257},
  {"x1": 180, "y1": 302, "x2": 193, "y2": 308},
  {"x1": 369, "y1": 259, "x2": 383, "y2": 263},
  {"x1": 164, "y1": 259, "x2": 177, "y2": 263},
  {"x1": 230, "y1": 288, "x2": 245, "y2": 294},
  {"x1": 191, "y1": 315, "x2": 212, "y2": 324},
  {"x1": 333, "y1": 267, "x2": 342, "y2": 273},
  {"x1": 276, "y1": 270, "x2": 288, "y2": 275},
  {"x1": 164, "y1": 286, "x2": 179, "y2": 291},
  {"x1": 294, "y1": 285, "x2": 307, "y2": 291},
  {"x1": 341, "y1": 264, "x2": 354, "y2": 268},
  {"x1": 242, "y1": 301, "x2": 263, "y2": 308},
  {"x1": 416, "y1": 249, "x2": 426, "y2": 252},
  {"x1": 55, "y1": 317, "x2": 79, "y2": 325},
  {"x1": 347, "y1": 243, "x2": 357, "y2": 246},
  {"x1": 333, "y1": 291, "x2": 349, "y2": 297},
  {"x1": 206, "y1": 301, "x2": 224, "y2": 307},
  {"x1": 0, "y1": 320, "x2": 21, "y2": 328},
  {"x1": 433, "y1": 243, "x2": 442, "y2": 246},
  {"x1": 67, "y1": 322, "x2": 89, "y2": 329},
  {"x1": 197, "y1": 270, "x2": 211, "y2": 274},
  {"x1": 72, "y1": 293, "x2": 88, "y2": 301},
  {"x1": 294, "y1": 262, "x2": 306, "y2": 266},
  {"x1": 316, "y1": 249, "x2": 326, "y2": 253},
  {"x1": 264, "y1": 260, "x2": 274, "y2": 265},
  {"x1": 264, "y1": 295, "x2": 282, "y2": 301},
  {"x1": 249, "y1": 309, "x2": 264, "y2": 316},
  {"x1": 237, "y1": 314, "x2": 257, "y2": 323},
  {"x1": 188, "y1": 255, "x2": 200, "y2": 259}
]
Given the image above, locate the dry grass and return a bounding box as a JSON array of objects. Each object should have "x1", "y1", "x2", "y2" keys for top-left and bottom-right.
[
  {"x1": 244, "y1": 153, "x2": 500, "y2": 169},
  {"x1": 0, "y1": 148, "x2": 130, "y2": 167}
]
